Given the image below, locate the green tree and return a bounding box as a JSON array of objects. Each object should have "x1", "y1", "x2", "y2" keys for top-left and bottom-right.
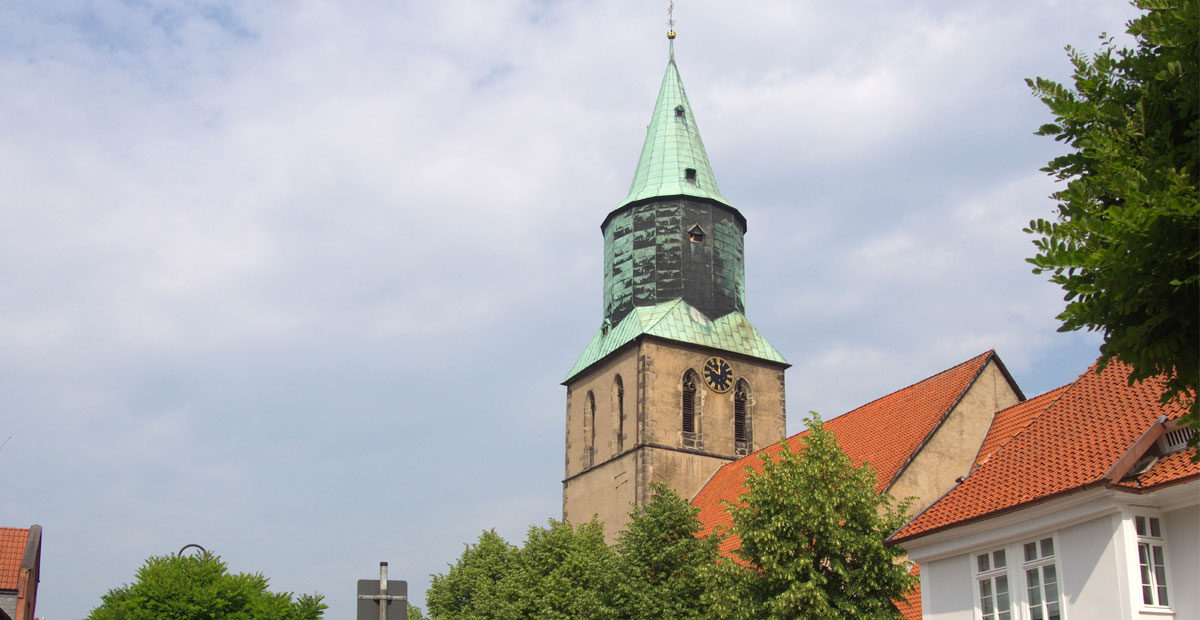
[
  {"x1": 504, "y1": 519, "x2": 618, "y2": 619},
  {"x1": 426, "y1": 520, "x2": 618, "y2": 620},
  {"x1": 426, "y1": 529, "x2": 516, "y2": 619},
  {"x1": 612, "y1": 484, "x2": 725, "y2": 618},
  {"x1": 1025, "y1": 0, "x2": 1199, "y2": 435},
  {"x1": 720, "y1": 413, "x2": 916, "y2": 620},
  {"x1": 87, "y1": 551, "x2": 325, "y2": 620}
]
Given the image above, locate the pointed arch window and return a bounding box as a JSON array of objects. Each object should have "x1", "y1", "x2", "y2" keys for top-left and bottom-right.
[
  {"x1": 734, "y1": 380, "x2": 752, "y2": 455},
  {"x1": 585, "y1": 391, "x2": 596, "y2": 468},
  {"x1": 614, "y1": 375, "x2": 626, "y2": 453},
  {"x1": 682, "y1": 370, "x2": 701, "y2": 449}
]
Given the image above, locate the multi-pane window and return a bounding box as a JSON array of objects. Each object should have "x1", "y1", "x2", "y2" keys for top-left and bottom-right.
[
  {"x1": 1022, "y1": 537, "x2": 1061, "y2": 620},
  {"x1": 1135, "y1": 514, "x2": 1170, "y2": 607},
  {"x1": 975, "y1": 549, "x2": 1012, "y2": 620}
]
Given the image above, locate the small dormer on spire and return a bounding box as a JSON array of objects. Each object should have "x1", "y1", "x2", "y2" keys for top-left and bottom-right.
[{"x1": 620, "y1": 30, "x2": 729, "y2": 209}]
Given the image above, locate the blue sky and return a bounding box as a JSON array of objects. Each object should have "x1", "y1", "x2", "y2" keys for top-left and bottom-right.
[{"x1": 0, "y1": 1, "x2": 1144, "y2": 618}]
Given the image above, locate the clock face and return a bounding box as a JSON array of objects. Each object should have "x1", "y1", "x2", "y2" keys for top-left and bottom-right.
[{"x1": 702, "y1": 356, "x2": 734, "y2": 393}]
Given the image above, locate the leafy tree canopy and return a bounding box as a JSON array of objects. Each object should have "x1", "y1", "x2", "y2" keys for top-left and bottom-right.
[
  {"x1": 426, "y1": 520, "x2": 618, "y2": 619},
  {"x1": 1025, "y1": 0, "x2": 1199, "y2": 435},
  {"x1": 612, "y1": 484, "x2": 726, "y2": 619},
  {"x1": 719, "y1": 413, "x2": 916, "y2": 620},
  {"x1": 87, "y1": 550, "x2": 326, "y2": 620}
]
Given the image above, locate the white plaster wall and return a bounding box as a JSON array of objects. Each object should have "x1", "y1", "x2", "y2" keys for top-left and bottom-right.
[
  {"x1": 921, "y1": 554, "x2": 975, "y2": 620},
  {"x1": 1057, "y1": 513, "x2": 1130, "y2": 619},
  {"x1": 1162, "y1": 504, "x2": 1199, "y2": 620}
]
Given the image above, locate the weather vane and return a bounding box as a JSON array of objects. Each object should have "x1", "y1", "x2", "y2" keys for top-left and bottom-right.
[{"x1": 667, "y1": 1, "x2": 676, "y2": 39}]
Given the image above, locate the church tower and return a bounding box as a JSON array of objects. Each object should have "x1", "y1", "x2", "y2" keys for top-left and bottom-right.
[{"x1": 563, "y1": 31, "x2": 788, "y2": 538}]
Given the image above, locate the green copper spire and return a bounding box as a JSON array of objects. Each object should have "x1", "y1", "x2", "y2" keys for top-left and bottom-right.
[{"x1": 620, "y1": 39, "x2": 730, "y2": 208}]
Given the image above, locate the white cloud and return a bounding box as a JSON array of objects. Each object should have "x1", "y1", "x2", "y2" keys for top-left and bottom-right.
[{"x1": 0, "y1": 1, "x2": 1141, "y2": 618}]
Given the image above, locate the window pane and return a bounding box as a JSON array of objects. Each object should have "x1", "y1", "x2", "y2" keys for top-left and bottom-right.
[
  {"x1": 1041, "y1": 537, "x2": 1054, "y2": 557},
  {"x1": 1048, "y1": 601, "x2": 1061, "y2": 620},
  {"x1": 979, "y1": 553, "x2": 990, "y2": 572},
  {"x1": 1136, "y1": 516, "x2": 1147, "y2": 536},
  {"x1": 1143, "y1": 584, "x2": 1154, "y2": 605},
  {"x1": 996, "y1": 575, "x2": 1008, "y2": 597},
  {"x1": 999, "y1": 611, "x2": 1011, "y2": 620},
  {"x1": 1026, "y1": 569, "x2": 1042, "y2": 606},
  {"x1": 980, "y1": 579, "x2": 992, "y2": 600},
  {"x1": 1030, "y1": 608, "x2": 1044, "y2": 620},
  {"x1": 994, "y1": 549, "x2": 1007, "y2": 569},
  {"x1": 1024, "y1": 542, "x2": 1037, "y2": 562},
  {"x1": 1149, "y1": 517, "x2": 1161, "y2": 538},
  {"x1": 1045, "y1": 577, "x2": 1059, "y2": 604},
  {"x1": 1044, "y1": 564, "x2": 1057, "y2": 586},
  {"x1": 996, "y1": 589, "x2": 1010, "y2": 614}
]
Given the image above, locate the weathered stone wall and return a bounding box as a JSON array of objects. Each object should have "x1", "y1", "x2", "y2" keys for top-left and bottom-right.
[
  {"x1": 563, "y1": 335, "x2": 787, "y2": 542},
  {"x1": 889, "y1": 360, "x2": 1022, "y2": 515},
  {"x1": 564, "y1": 347, "x2": 639, "y2": 480},
  {"x1": 639, "y1": 339, "x2": 785, "y2": 459}
]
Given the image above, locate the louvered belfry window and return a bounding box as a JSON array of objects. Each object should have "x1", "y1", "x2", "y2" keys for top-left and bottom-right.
[
  {"x1": 734, "y1": 381, "x2": 751, "y2": 455},
  {"x1": 615, "y1": 375, "x2": 625, "y2": 453},
  {"x1": 682, "y1": 372, "x2": 697, "y2": 433},
  {"x1": 585, "y1": 391, "x2": 596, "y2": 468}
]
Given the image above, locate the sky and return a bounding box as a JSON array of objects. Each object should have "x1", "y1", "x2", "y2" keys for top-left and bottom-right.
[{"x1": 0, "y1": 1, "x2": 1146, "y2": 618}]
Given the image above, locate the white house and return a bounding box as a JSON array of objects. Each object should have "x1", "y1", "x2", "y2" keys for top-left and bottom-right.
[{"x1": 891, "y1": 361, "x2": 1198, "y2": 620}]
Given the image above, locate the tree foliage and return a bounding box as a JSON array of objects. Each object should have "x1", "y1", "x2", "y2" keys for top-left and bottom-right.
[
  {"x1": 1025, "y1": 0, "x2": 1199, "y2": 434},
  {"x1": 719, "y1": 413, "x2": 916, "y2": 620},
  {"x1": 427, "y1": 490, "x2": 727, "y2": 619},
  {"x1": 429, "y1": 417, "x2": 920, "y2": 619},
  {"x1": 612, "y1": 484, "x2": 726, "y2": 618},
  {"x1": 86, "y1": 551, "x2": 326, "y2": 620},
  {"x1": 426, "y1": 520, "x2": 618, "y2": 619}
]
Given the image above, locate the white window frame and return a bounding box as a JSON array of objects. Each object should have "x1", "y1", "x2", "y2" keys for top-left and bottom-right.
[
  {"x1": 1130, "y1": 509, "x2": 1174, "y2": 612},
  {"x1": 971, "y1": 535, "x2": 1067, "y2": 620},
  {"x1": 973, "y1": 547, "x2": 1014, "y2": 620},
  {"x1": 1021, "y1": 536, "x2": 1063, "y2": 620}
]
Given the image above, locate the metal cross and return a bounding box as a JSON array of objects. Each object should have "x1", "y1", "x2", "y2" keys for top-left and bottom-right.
[
  {"x1": 357, "y1": 562, "x2": 407, "y2": 620},
  {"x1": 667, "y1": 1, "x2": 675, "y2": 30}
]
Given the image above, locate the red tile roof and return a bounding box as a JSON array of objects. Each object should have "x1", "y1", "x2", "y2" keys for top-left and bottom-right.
[
  {"x1": 974, "y1": 385, "x2": 1069, "y2": 467},
  {"x1": 892, "y1": 360, "x2": 1195, "y2": 543},
  {"x1": 896, "y1": 565, "x2": 922, "y2": 620},
  {"x1": 0, "y1": 527, "x2": 29, "y2": 590},
  {"x1": 693, "y1": 350, "x2": 998, "y2": 555},
  {"x1": 1121, "y1": 448, "x2": 1200, "y2": 489}
]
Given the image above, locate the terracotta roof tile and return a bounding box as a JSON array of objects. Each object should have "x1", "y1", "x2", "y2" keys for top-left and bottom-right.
[
  {"x1": 0, "y1": 527, "x2": 29, "y2": 590},
  {"x1": 974, "y1": 385, "x2": 1069, "y2": 467},
  {"x1": 895, "y1": 564, "x2": 922, "y2": 620},
  {"x1": 892, "y1": 360, "x2": 1191, "y2": 543},
  {"x1": 1123, "y1": 448, "x2": 1200, "y2": 489},
  {"x1": 693, "y1": 351, "x2": 996, "y2": 555}
]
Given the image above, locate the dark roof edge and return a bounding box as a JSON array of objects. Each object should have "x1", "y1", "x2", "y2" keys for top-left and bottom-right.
[
  {"x1": 889, "y1": 473, "x2": 1200, "y2": 546},
  {"x1": 600, "y1": 195, "x2": 747, "y2": 233},
  {"x1": 561, "y1": 336, "x2": 643, "y2": 386},
  {"x1": 884, "y1": 351, "x2": 1003, "y2": 493},
  {"x1": 887, "y1": 480, "x2": 1111, "y2": 546}
]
